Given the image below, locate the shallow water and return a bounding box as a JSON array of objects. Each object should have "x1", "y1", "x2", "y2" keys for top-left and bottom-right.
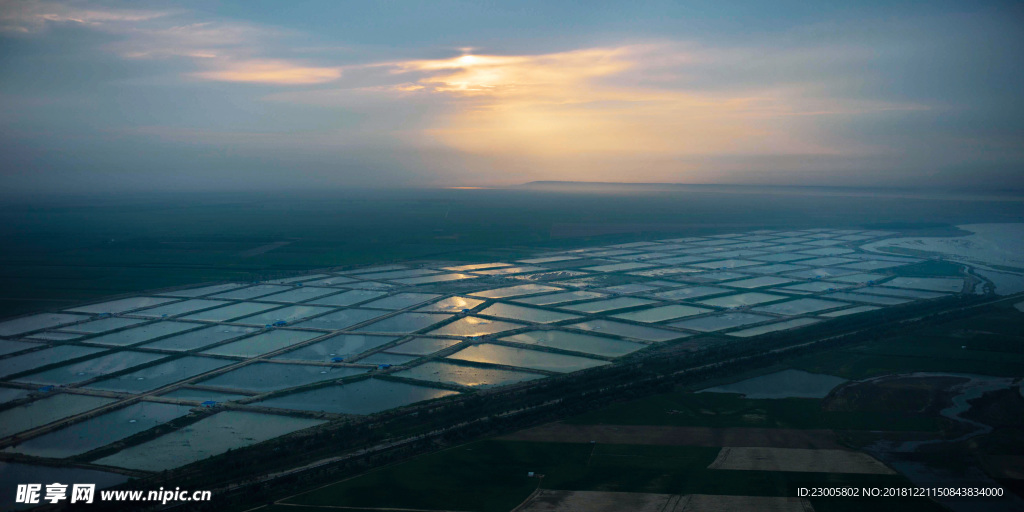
[
  {"x1": 18, "y1": 351, "x2": 168, "y2": 385},
  {"x1": 385, "y1": 337, "x2": 464, "y2": 356},
  {"x1": 354, "y1": 312, "x2": 454, "y2": 334},
  {"x1": 425, "y1": 316, "x2": 524, "y2": 337},
  {"x1": 670, "y1": 312, "x2": 775, "y2": 332},
  {"x1": 67, "y1": 297, "x2": 177, "y2": 315},
  {"x1": 273, "y1": 334, "x2": 399, "y2": 362},
  {"x1": 92, "y1": 411, "x2": 325, "y2": 471},
  {"x1": 201, "y1": 329, "x2": 322, "y2": 357},
  {"x1": 566, "y1": 319, "x2": 686, "y2": 342},
  {"x1": 611, "y1": 304, "x2": 712, "y2": 323},
  {"x1": 500, "y1": 330, "x2": 646, "y2": 357},
  {"x1": 198, "y1": 363, "x2": 368, "y2": 392},
  {"x1": 395, "y1": 361, "x2": 545, "y2": 388},
  {"x1": 140, "y1": 325, "x2": 258, "y2": 351},
  {"x1": 0, "y1": 393, "x2": 116, "y2": 438},
  {"x1": 5, "y1": 401, "x2": 194, "y2": 458},
  {"x1": 447, "y1": 343, "x2": 609, "y2": 373},
  {"x1": 0, "y1": 345, "x2": 106, "y2": 378},
  {"x1": 727, "y1": 318, "x2": 820, "y2": 337},
  {"x1": 0, "y1": 313, "x2": 91, "y2": 337},
  {"x1": 699, "y1": 369, "x2": 847, "y2": 399},
  {"x1": 87, "y1": 356, "x2": 233, "y2": 393},
  {"x1": 477, "y1": 303, "x2": 581, "y2": 324},
  {"x1": 81, "y1": 321, "x2": 200, "y2": 347},
  {"x1": 256, "y1": 378, "x2": 458, "y2": 415}
]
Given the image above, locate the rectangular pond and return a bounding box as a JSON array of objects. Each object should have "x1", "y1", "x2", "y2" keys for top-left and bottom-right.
[
  {"x1": 512, "y1": 291, "x2": 607, "y2": 306},
  {"x1": 301, "y1": 275, "x2": 359, "y2": 287},
  {"x1": 783, "y1": 268, "x2": 859, "y2": 280},
  {"x1": 774, "y1": 281, "x2": 852, "y2": 294},
  {"x1": 0, "y1": 339, "x2": 39, "y2": 357},
  {"x1": 355, "y1": 268, "x2": 440, "y2": 280},
  {"x1": 723, "y1": 276, "x2": 797, "y2": 289},
  {"x1": 0, "y1": 345, "x2": 107, "y2": 378},
  {"x1": 0, "y1": 394, "x2": 116, "y2": 438},
  {"x1": 581, "y1": 262, "x2": 657, "y2": 273},
  {"x1": 500, "y1": 330, "x2": 646, "y2": 358},
  {"x1": 425, "y1": 316, "x2": 525, "y2": 337},
  {"x1": 727, "y1": 318, "x2": 820, "y2": 338},
  {"x1": 821, "y1": 292, "x2": 912, "y2": 306},
  {"x1": 140, "y1": 325, "x2": 258, "y2": 351},
  {"x1": 257, "y1": 287, "x2": 345, "y2": 303},
  {"x1": 477, "y1": 303, "x2": 581, "y2": 324},
  {"x1": 566, "y1": 319, "x2": 687, "y2": 342},
  {"x1": 308, "y1": 290, "x2": 389, "y2": 307},
  {"x1": 751, "y1": 298, "x2": 851, "y2": 316},
  {"x1": 699, "y1": 369, "x2": 847, "y2": 399},
  {"x1": 883, "y1": 277, "x2": 964, "y2": 293},
  {"x1": 819, "y1": 305, "x2": 881, "y2": 317},
  {"x1": 856, "y1": 286, "x2": 947, "y2": 299},
  {"x1": 86, "y1": 356, "x2": 233, "y2": 393},
  {"x1": 669, "y1": 312, "x2": 776, "y2": 332},
  {"x1": 351, "y1": 353, "x2": 420, "y2": 366},
  {"x1": 256, "y1": 378, "x2": 459, "y2": 415},
  {"x1": 17, "y1": 351, "x2": 168, "y2": 386},
  {"x1": 91, "y1": 411, "x2": 325, "y2": 472},
  {"x1": 697, "y1": 292, "x2": 788, "y2": 308},
  {"x1": 417, "y1": 296, "x2": 486, "y2": 312},
  {"x1": 161, "y1": 283, "x2": 246, "y2": 298},
  {"x1": 181, "y1": 302, "x2": 280, "y2": 322},
  {"x1": 386, "y1": 337, "x2": 464, "y2": 356},
  {"x1": 59, "y1": 317, "x2": 145, "y2": 334},
  {"x1": 447, "y1": 344, "x2": 609, "y2": 373},
  {"x1": 394, "y1": 361, "x2": 546, "y2": 388},
  {"x1": 0, "y1": 313, "x2": 91, "y2": 337},
  {"x1": 160, "y1": 388, "x2": 251, "y2": 402},
  {"x1": 67, "y1": 297, "x2": 178, "y2": 315},
  {"x1": 81, "y1": 321, "x2": 200, "y2": 347},
  {"x1": 360, "y1": 293, "x2": 442, "y2": 310},
  {"x1": 470, "y1": 284, "x2": 564, "y2": 299},
  {"x1": 209, "y1": 285, "x2": 294, "y2": 300},
  {"x1": 5, "y1": 402, "x2": 194, "y2": 458},
  {"x1": 652, "y1": 286, "x2": 732, "y2": 301},
  {"x1": 692, "y1": 259, "x2": 763, "y2": 270},
  {"x1": 610, "y1": 304, "x2": 712, "y2": 323},
  {"x1": 354, "y1": 313, "x2": 454, "y2": 334},
  {"x1": 829, "y1": 273, "x2": 889, "y2": 284},
  {"x1": 293, "y1": 308, "x2": 389, "y2": 330},
  {"x1": 199, "y1": 363, "x2": 368, "y2": 392},
  {"x1": 233, "y1": 305, "x2": 335, "y2": 327},
  {"x1": 272, "y1": 334, "x2": 400, "y2": 362},
  {"x1": 394, "y1": 273, "x2": 479, "y2": 285},
  {"x1": 559, "y1": 297, "x2": 658, "y2": 314},
  {"x1": 133, "y1": 299, "x2": 231, "y2": 318},
  {"x1": 201, "y1": 329, "x2": 322, "y2": 358}
]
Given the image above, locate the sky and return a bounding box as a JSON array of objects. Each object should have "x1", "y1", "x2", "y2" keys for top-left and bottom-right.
[{"x1": 1, "y1": 0, "x2": 1022, "y2": 192}]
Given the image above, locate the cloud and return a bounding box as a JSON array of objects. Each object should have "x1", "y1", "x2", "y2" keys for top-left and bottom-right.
[
  {"x1": 2, "y1": 1, "x2": 340, "y2": 86},
  {"x1": 0, "y1": 0, "x2": 170, "y2": 33},
  {"x1": 191, "y1": 59, "x2": 341, "y2": 84},
  {"x1": 321, "y1": 44, "x2": 927, "y2": 160}
]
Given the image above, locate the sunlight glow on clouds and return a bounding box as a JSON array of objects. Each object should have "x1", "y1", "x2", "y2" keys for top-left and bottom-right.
[
  {"x1": 193, "y1": 59, "x2": 342, "y2": 84},
  {"x1": 1, "y1": 0, "x2": 1020, "y2": 190},
  {"x1": 362, "y1": 46, "x2": 908, "y2": 158}
]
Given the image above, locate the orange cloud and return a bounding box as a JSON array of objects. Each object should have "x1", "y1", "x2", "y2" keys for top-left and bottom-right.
[
  {"x1": 193, "y1": 59, "x2": 341, "y2": 85},
  {"x1": 376, "y1": 46, "x2": 828, "y2": 157}
]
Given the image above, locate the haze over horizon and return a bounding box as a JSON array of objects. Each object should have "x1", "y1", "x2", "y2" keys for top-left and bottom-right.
[{"x1": 2, "y1": 0, "x2": 1023, "y2": 193}]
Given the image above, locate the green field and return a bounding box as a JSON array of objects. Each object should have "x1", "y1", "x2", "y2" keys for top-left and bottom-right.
[{"x1": 281, "y1": 440, "x2": 934, "y2": 512}]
